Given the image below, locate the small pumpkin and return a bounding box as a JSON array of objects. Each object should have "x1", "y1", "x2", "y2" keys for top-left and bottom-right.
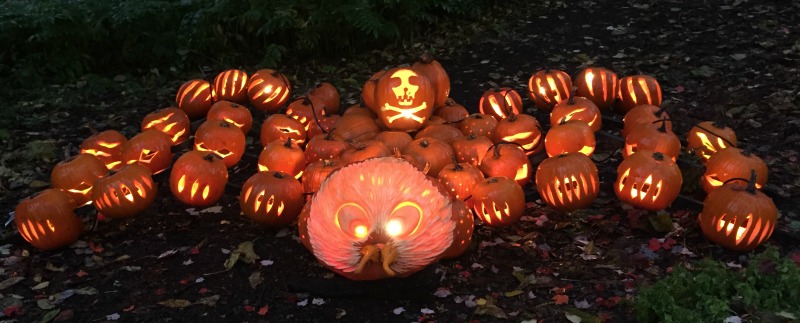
[
  {"x1": 176, "y1": 79, "x2": 215, "y2": 119},
  {"x1": 617, "y1": 74, "x2": 662, "y2": 113},
  {"x1": 702, "y1": 148, "x2": 767, "y2": 194},
  {"x1": 213, "y1": 69, "x2": 249, "y2": 104},
  {"x1": 258, "y1": 138, "x2": 307, "y2": 179},
  {"x1": 331, "y1": 114, "x2": 381, "y2": 142},
  {"x1": 361, "y1": 70, "x2": 387, "y2": 114},
  {"x1": 435, "y1": 98, "x2": 468, "y2": 124},
  {"x1": 15, "y1": 189, "x2": 83, "y2": 250},
  {"x1": 51, "y1": 154, "x2": 107, "y2": 206},
  {"x1": 698, "y1": 170, "x2": 777, "y2": 251},
  {"x1": 306, "y1": 115, "x2": 341, "y2": 140},
  {"x1": 440, "y1": 199, "x2": 474, "y2": 259},
  {"x1": 302, "y1": 159, "x2": 345, "y2": 197},
  {"x1": 141, "y1": 107, "x2": 191, "y2": 145},
  {"x1": 340, "y1": 140, "x2": 392, "y2": 165},
  {"x1": 437, "y1": 155, "x2": 484, "y2": 202},
  {"x1": 574, "y1": 67, "x2": 618, "y2": 110},
  {"x1": 286, "y1": 96, "x2": 328, "y2": 131},
  {"x1": 550, "y1": 96, "x2": 602, "y2": 132},
  {"x1": 414, "y1": 124, "x2": 464, "y2": 144},
  {"x1": 451, "y1": 134, "x2": 494, "y2": 167},
  {"x1": 374, "y1": 131, "x2": 413, "y2": 153},
  {"x1": 544, "y1": 120, "x2": 596, "y2": 157},
  {"x1": 207, "y1": 100, "x2": 253, "y2": 134},
  {"x1": 305, "y1": 132, "x2": 349, "y2": 163},
  {"x1": 621, "y1": 104, "x2": 671, "y2": 138},
  {"x1": 535, "y1": 153, "x2": 599, "y2": 212},
  {"x1": 614, "y1": 151, "x2": 682, "y2": 211},
  {"x1": 471, "y1": 177, "x2": 525, "y2": 227},
  {"x1": 342, "y1": 103, "x2": 377, "y2": 118},
  {"x1": 170, "y1": 151, "x2": 228, "y2": 207},
  {"x1": 412, "y1": 52, "x2": 450, "y2": 108},
  {"x1": 527, "y1": 69, "x2": 572, "y2": 111},
  {"x1": 92, "y1": 164, "x2": 157, "y2": 219},
  {"x1": 478, "y1": 87, "x2": 523, "y2": 121},
  {"x1": 80, "y1": 129, "x2": 127, "y2": 171},
  {"x1": 493, "y1": 113, "x2": 543, "y2": 155},
  {"x1": 459, "y1": 113, "x2": 498, "y2": 139},
  {"x1": 260, "y1": 114, "x2": 307, "y2": 147},
  {"x1": 479, "y1": 143, "x2": 531, "y2": 187},
  {"x1": 307, "y1": 82, "x2": 341, "y2": 113},
  {"x1": 240, "y1": 171, "x2": 305, "y2": 227},
  {"x1": 194, "y1": 120, "x2": 246, "y2": 168},
  {"x1": 120, "y1": 129, "x2": 173, "y2": 175},
  {"x1": 375, "y1": 67, "x2": 435, "y2": 131},
  {"x1": 402, "y1": 138, "x2": 454, "y2": 177},
  {"x1": 687, "y1": 121, "x2": 737, "y2": 162},
  {"x1": 248, "y1": 69, "x2": 291, "y2": 112},
  {"x1": 623, "y1": 119, "x2": 681, "y2": 161}
]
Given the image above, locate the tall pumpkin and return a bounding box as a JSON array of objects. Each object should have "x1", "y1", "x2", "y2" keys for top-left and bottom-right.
[
  {"x1": 412, "y1": 52, "x2": 450, "y2": 108},
  {"x1": 374, "y1": 67, "x2": 435, "y2": 131}
]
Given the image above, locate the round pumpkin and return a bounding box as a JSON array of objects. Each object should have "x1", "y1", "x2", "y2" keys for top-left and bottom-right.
[
  {"x1": 258, "y1": 139, "x2": 307, "y2": 179},
  {"x1": 340, "y1": 140, "x2": 392, "y2": 165},
  {"x1": 194, "y1": 120, "x2": 246, "y2": 168},
  {"x1": 120, "y1": 129, "x2": 173, "y2": 175},
  {"x1": 331, "y1": 114, "x2": 381, "y2": 142},
  {"x1": 621, "y1": 104, "x2": 671, "y2": 138},
  {"x1": 544, "y1": 120, "x2": 596, "y2": 157},
  {"x1": 306, "y1": 114, "x2": 341, "y2": 140},
  {"x1": 435, "y1": 98, "x2": 468, "y2": 124},
  {"x1": 260, "y1": 114, "x2": 307, "y2": 147},
  {"x1": 527, "y1": 69, "x2": 572, "y2": 111},
  {"x1": 141, "y1": 107, "x2": 191, "y2": 145},
  {"x1": 493, "y1": 113, "x2": 543, "y2": 155},
  {"x1": 535, "y1": 153, "x2": 599, "y2": 212},
  {"x1": 305, "y1": 132, "x2": 349, "y2": 164},
  {"x1": 286, "y1": 96, "x2": 328, "y2": 131},
  {"x1": 402, "y1": 138, "x2": 454, "y2": 177},
  {"x1": 479, "y1": 143, "x2": 531, "y2": 187},
  {"x1": 437, "y1": 155, "x2": 484, "y2": 202},
  {"x1": 478, "y1": 87, "x2": 523, "y2": 121},
  {"x1": 614, "y1": 151, "x2": 682, "y2": 211},
  {"x1": 414, "y1": 124, "x2": 463, "y2": 144},
  {"x1": 550, "y1": 96, "x2": 602, "y2": 132},
  {"x1": 240, "y1": 171, "x2": 304, "y2": 227},
  {"x1": 623, "y1": 120, "x2": 681, "y2": 161},
  {"x1": 361, "y1": 70, "x2": 387, "y2": 114},
  {"x1": 374, "y1": 67, "x2": 435, "y2": 131},
  {"x1": 170, "y1": 151, "x2": 228, "y2": 207},
  {"x1": 412, "y1": 52, "x2": 450, "y2": 108},
  {"x1": 451, "y1": 134, "x2": 494, "y2": 167},
  {"x1": 617, "y1": 74, "x2": 662, "y2": 113},
  {"x1": 248, "y1": 69, "x2": 291, "y2": 112},
  {"x1": 51, "y1": 154, "x2": 107, "y2": 206},
  {"x1": 459, "y1": 113, "x2": 498, "y2": 139},
  {"x1": 213, "y1": 69, "x2": 249, "y2": 104},
  {"x1": 574, "y1": 67, "x2": 618, "y2": 110},
  {"x1": 307, "y1": 82, "x2": 341, "y2": 113},
  {"x1": 702, "y1": 148, "x2": 768, "y2": 194},
  {"x1": 176, "y1": 79, "x2": 215, "y2": 119},
  {"x1": 440, "y1": 199, "x2": 474, "y2": 259},
  {"x1": 15, "y1": 189, "x2": 83, "y2": 250},
  {"x1": 687, "y1": 121, "x2": 737, "y2": 162},
  {"x1": 302, "y1": 159, "x2": 345, "y2": 197},
  {"x1": 471, "y1": 177, "x2": 525, "y2": 227},
  {"x1": 374, "y1": 131, "x2": 413, "y2": 153},
  {"x1": 80, "y1": 129, "x2": 127, "y2": 171},
  {"x1": 207, "y1": 100, "x2": 253, "y2": 134},
  {"x1": 92, "y1": 164, "x2": 157, "y2": 219}
]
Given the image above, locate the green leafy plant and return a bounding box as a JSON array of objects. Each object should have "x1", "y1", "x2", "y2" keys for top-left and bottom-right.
[{"x1": 636, "y1": 247, "x2": 800, "y2": 322}]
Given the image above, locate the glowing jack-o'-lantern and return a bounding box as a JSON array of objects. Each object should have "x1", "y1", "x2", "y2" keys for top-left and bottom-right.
[
  {"x1": 574, "y1": 67, "x2": 618, "y2": 110},
  {"x1": 527, "y1": 69, "x2": 572, "y2": 111},
  {"x1": 451, "y1": 134, "x2": 493, "y2": 167},
  {"x1": 623, "y1": 120, "x2": 681, "y2": 161},
  {"x1": 170, "y1": 151, "x2": 228, "y2": 207},
  {"x1": 92, "y1": 164, "x2": 156, "y2": 219},
  {"x1": 437, "y1": 155, "x2": 484, "y2": 202},
  {"x1": 375, "y1": 67, "x2": 435, "y2": 131},
  {"x1": 240, "y1": 171, "x2": 305, "y2": 227},
  {"x1": 550, "y1": 96, "x2": 602, "y2": 132},
  {"x1": 15, "y1": 189, "x2": 83, "y2": 250},
  {"x1": 80, "y1": 130, "x2": 127, "y2": 171},
  {"x1": 441, "y1": 199, "x2": 474, "y2": 259},
  {"x1": 614, "y1": 151, "x2": 682, "y2": 211},
  {"x1": 544, "y1": 120, "x2": 596, "y2": 157},
  {"x1": 213, "y1": 69, "x2": 249, "y2": 104},
  {"x1": 258, "y1": 139, "x2": 307, "y2": 179},
  {"x1": 617, "y1": 75, "x2": 662, "y2": 113},
  {"x1": 286, "y1": 96, "x2": 328, "y2": 131},
  {"x1": 51, "y1": 154, "x2": 107, "y2": 206},
  {"x1": 460, "y1": 113, "x2": 498, "y2": 139},
  {"x1": 687, "y1": 121, "x2": 737, "y2": 163},
  {"x1": 535, "y1": 153, "x2": 599, "y2": 212},
  {"x1": 702, "y1": 148, "x2": 767, "y2": 194},
  {"x1": 260, "y1": 114, "x2": 306, "y2": 147},
  {"x1": 479, "y1": 143, "x2": 532, "y2": 187},
  {"x1": 493, "y1": 113, "x2": 542, "y2": 155},
  {"x1": 248, "y1": 69, "x2": 291, "y2": 112},
  {"x1": 699, "y1": 170, "x2": 776, "y2": 251},
  {"x1": 306, "y1": 157, "x2": 454, "y2": 280},
  {"x1": 176, "y1": 79, "x2": 215, "y2": 119},
  {"x1": 194, "y1": 120, "x2": 246, "y2": 168},
  {"x1": 121, "y1": 129, "x2": 173, "y2": 175},
  {"x1": 478, "y1": 87, "x2": 523, "y2": 121},
  {"x1": 412, "y1": 52, "x2": 450, "y2": 108},
  {"x1": 141, "y1": 107, "x2": 191, "y2": 145},
  {"x1": 621, "y1": 104, "x2": 671, "y2": 138},
  {"x1": 207, "y1": 100, "x2": 253, "y2": 134},
  {"x1": 471, "y1": 177, "x2": 525, "y2": 227}
]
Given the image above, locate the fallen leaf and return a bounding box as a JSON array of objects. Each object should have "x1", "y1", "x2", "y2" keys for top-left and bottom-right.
[
  {"x1": 504, "y1": 290, "x2": 523, "y2": 297},
  {"x1": 73, "y1": 287, "x2": 98, "y2": 295},
  {"x1": 393, "y1": 307, "x2": 405, "y2": 315},
  {"x1": 40, "y1": 308, "x2": 60, "y2": 323},
  {"x1": 157, "y1": 249, "x2": 178, "y2": 259},
  {"x1": 421, "y1": 308, "x2": 434, "y2": 314},
  {"x1": 37, "y1": 299, "x2": 56, "y2": 310},
  {"x1": 553, "y1": 294, "x2": 569, "y2": 305},
  {"x1": 158, "y1": 299, "x2": 192, "y2": 308},
  {"x1": 106, "y1": 313, "x2": 121, "y2": 321},
  {"x1": 46, "y1": 263, "x2": 65, "y2": 272},
  {"x1": 258, "y1": 305, "x2": 269, "y2": 315},
  {"x1": 0, "y1": 276, "x2": 25, "y2": 290},
  {"x1": 196, "y1": 295, "x2": 220, "y2": 306},
  {"x1": 564, "y1": 308, "x2": 601, "y2": 323},
  {"x1": 31, "y1": 281, "x2": 50, "y2": 290},
  {"x1": 224, "y1": 241, "x2": 260, "y2": 270},
  {"x1": 475, "y1": 304, "x2": 507, "y2": 319},
  {"x1": 200, "y1": 206, "x2": 223, "y2": 213},
  {"x1": 312, "y1": 298, "x2": 326, "y2": 305},
  {"x1": 249, "y1": 271, "x2": 263, "y2": 289}
]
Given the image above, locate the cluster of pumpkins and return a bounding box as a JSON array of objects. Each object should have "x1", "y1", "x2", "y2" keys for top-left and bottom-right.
[{"x1": 12, "y1": 53, "x2": 779, "y2": 280}]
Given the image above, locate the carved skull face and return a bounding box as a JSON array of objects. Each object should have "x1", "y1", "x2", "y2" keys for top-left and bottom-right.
[
  {"x1": 390, "y1": 70, "x2": 419, "y2": 106},
  {"x1": 376, "y1": 68, "x2": 434, "y2": 132}
]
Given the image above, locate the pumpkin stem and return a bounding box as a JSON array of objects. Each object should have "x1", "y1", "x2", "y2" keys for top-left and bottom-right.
[
  {"x1": 567, "y1": 87, "x2": 577, "y2": 105},
  {"x1": 284, "y1": 137, "x2": 293, "y2": 148},
  {"x1": 493, "y1": 144, "x2": 502, "y2": 159},
  {"x1": 450, "y1": 154, "x2": 463, "y2": 171},
  {"x1": 652, "y1": 152, "x2": 666, "y2": 161},
  {"x1": 86, "y1": 124, "x2": 99, "y2": 135},
  {"x1": 325, "y1": 129, "x2": 336, "y2": 140},
  {"x1": 559, "y1": 116, "x2": 568, "y2": 125},
  {"x1": 420, "y1": 139, "x2": 430, "y2": 148},
  {"x1": 745, "y1": 169, "x2": 758, "y2": 194},
  {"x1": 419, "y1": 51, "x2": 434, "y2": 64},
  {"x1": 230, "y1": 103, "x2": 241, "y2": 108},
  {"x1": 219, "y1": 120, "x2": 232, "y2": 128},
  {"x1": 693, "y1": 123, "x2": 736, "y2": 148},
  {"x1": 322, "y1": 159, "x2": 336, "y2": 167},
  {"x1": 273, "y1": 171, "x2": 285, "y2": 179},
  {"x1": 203, "y1": 153, "x2": 221, "y2": 162},
  {"x1": 655, "y1": 119, "x2": 670, "y2": 132},
  {"x1": 655, "y1": 106, "x2": 668, "y2": 117}
]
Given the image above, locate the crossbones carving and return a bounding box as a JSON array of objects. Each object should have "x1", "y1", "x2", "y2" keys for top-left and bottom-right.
[{"x1": 382, "y1": 103, "x2": 427, "y2": 124}]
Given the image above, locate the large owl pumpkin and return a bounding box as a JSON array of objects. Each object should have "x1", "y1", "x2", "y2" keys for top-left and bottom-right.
[{"x1": 306, "y1": 157, "x2": 454, "y2": 280}]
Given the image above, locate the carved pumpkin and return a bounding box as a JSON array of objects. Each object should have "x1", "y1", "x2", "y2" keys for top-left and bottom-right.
[
  {"x1": 412, "y1": 52, "x2": 450, "y2": 108},
  {"x1": 550, "y1": 96, "x2": 602, "y2": 132},
  {"x1": 141, "y1": 107, "x2": 191, "y2": 145},
  {"x1": 213, "y1": 69, "x2": 249, "y2": 104},
  {"x1": 621, "y1": 104, "x2": 671, "y2": 138},
  {"x1": 332, "y1": 114, "x2": 381, "y2": 142},
  {"x1": 207, "y1": 100, "x2": 253, "y2": 134},
  {"x1": 702, "y1": 148, "x2": 767, "y2": 194},
  {"x1": 248, "y1": 69, "x2": 291, "y2": 112},
  {"x1": 286, "y1": 96, "x2": 328, "y2": 131},
  {"x1": 176, "y1": 79, "x2": 215, "y2": 119},
  {"x1": 194, "y1": 120, "x2": 246, "y2": 168},
  {"x1": 307, "y1": 82, "x2": 341, "y2": 113},
  {"x1": 375, "y1": 67, "x2": 435, "y2": 131},
  {"x1": 260, "y1": 114, "x2": 306, "y2": 147},
  {"x1": 170, "y1": 151, "x2": 228, "y2": 206},
  {"x1": 471, "y1": 177, "x2": 525, "y2": 227},
  {"x1": 340, "y1": 140, "x2": 392, "y2": 165},
  {"x1": 451, "y1": 134, "x2": 493, "y2": 167},
  {"x1": 305, "y1": 132, "x2": 349, "y2": 164},
  {"x1": 258, "y1": 138, "x2": 307, "y2": 179},
  {"x1": 535, "y1": 153, "x2": 599, "y2": 212},
  {"x1": 527, "y1": 69, "x2": 572, "y2": 111},
  {"x1": 493, "y1": 113, "x2": 543, "y2": 155},
  {"x1": 306, "y1": 115, "x2": 341, "y2": 140},
  {"x1": 362, "y1": 70, "x2": 387, "y2": 114},
  {"x1": 92, "y1": 164, "x2": 156, "y2": 219},
  {"x1": 437, "y1": 155, "x2": 484, "y2": 202},
  {"x1": 624, "y1": 120, "x2": 681, "y2": 161},
  {"x1": 544, "y1": 120, "x2": 596, "y2": 157},
  {"x1": 240, "y1": 171, "x2": 304, "y2": 227},
  {"x1": 479, "y1": 143, "x2": 531, "y2": 186},
  {"x1": 415, "y1": 124, "x2": 463, "y2": 144},
  {"x1": 297, "y1": 202, "x2": 313, "y2": 251},
  {"x1": 402, "y1": 138, "x2": 454, "y2": 177},
  {"x1": 574, "y1": 67, "x2": 618, "y2": 110},
  {"x1": 435, "y1": 98, "x2": 468, "y2": 124},
  {"x1": 698, "y1": 170, "x2": 777, "y2": 251},
  {"x1": 617, "y1": 74, "x2": 662, "y2": 113},
  {"x1": 120, "y1": 129, "x2": 173, "y2": 175},
  {"x1": 687, "y1": 121, "x2": 737, "y2": 162},
  {"x1": 614, "y1": 151, "x2": 682, "y2": 211},
  {"x1": 302, "y1": 159, "x2": 345, "y2": 196},
  {"x1": 15, "y1": 189, "x2": 82, "y2": 250},
  {"x1": 374, "y1": 131, "x2": 413, "y2": 153},
  {"x1": 51, "y1": 154, "x2": 107, "y2": 206},
  {"x1": 478, "y1": 87, "x2": 523, "y2": 121},
  {"x1": 459, "y1": 113, "x2": 498, "y2": 139},
  {"x1": 80, "y1": 130, "x2": 127, "y2": 171},
  {"x1": 306, "y1": 157, "x2": 454, "y2": 280},
  {"x1": 440, "y1": 199, "x2": 474, "y2": 259}
]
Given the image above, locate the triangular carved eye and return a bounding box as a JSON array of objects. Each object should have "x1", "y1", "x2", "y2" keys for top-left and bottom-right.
[
  {"x1": 216, "y1": 149, "x2": 233, "y2": 158},
  {"x1": 139, "y1": 149, "x2": 158, "y2": 163},
  {"x1": 67, "y1": 182, "x2": 93, "y2": 195}
]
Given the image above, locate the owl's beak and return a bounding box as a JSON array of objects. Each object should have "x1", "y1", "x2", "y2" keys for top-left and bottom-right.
[{"x1": 353, "y1": 242, "x2": 398, "y2": 277}]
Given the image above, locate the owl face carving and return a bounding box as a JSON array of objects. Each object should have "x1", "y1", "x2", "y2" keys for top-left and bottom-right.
[{"x1": 307, "y1": 157, "x2": 454, "y2": 280}]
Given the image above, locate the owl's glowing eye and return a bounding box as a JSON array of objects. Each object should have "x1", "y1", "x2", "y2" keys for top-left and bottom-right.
[
  {"x1": 385, "y1": 201, "x2": 423, "y2": 239},
  {"x1": 334, "y1": 202, "x2": 371, "y2": 239},
  {"x1": 354, "y1": 225, "x2": 369, "y2": 238},
  {"x1": 385, "y1": 220, "x2": 403, "y2": 237}
]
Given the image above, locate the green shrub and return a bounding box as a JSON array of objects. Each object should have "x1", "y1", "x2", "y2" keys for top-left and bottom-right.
[{"x1": 635, "y1": 247, "x2": 800, "y2": 322}]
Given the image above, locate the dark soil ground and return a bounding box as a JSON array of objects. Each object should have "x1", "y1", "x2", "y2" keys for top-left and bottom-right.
[{"x1": 1, "y1": 0, "x2": 799, "y2": 322}]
